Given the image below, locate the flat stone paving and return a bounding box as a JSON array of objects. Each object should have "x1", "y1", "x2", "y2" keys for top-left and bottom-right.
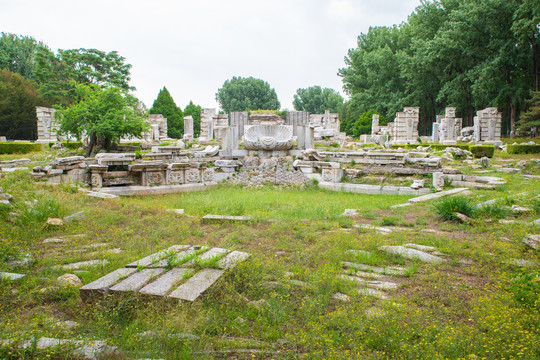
[
  {"x1": 80, "y1": 245, "x2": 249, "y2": 302},
  {"x1": 201, "y1": 215, "x2": 253, "y2": 224}
]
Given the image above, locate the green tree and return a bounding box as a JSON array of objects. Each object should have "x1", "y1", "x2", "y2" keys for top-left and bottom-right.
[
  {"x1": 149, "y1": 87, "x2": 183, "y2": 138},
  {"x1": 35, "y1": 48, "x2": 133, "y2": 106},
  {"x1": 518, "y1": 91, "x2": 540, "y2": 135},
  {"x1": 352, "y1": 109, "x2": 386, "y2": 138},
  {"x1": 0, "y1": 69, "x2": 44, "y2": 140},
  {"x1": 215, "y1": 76, "x2": 280, "y2": 113},
  {"x1": 183, "y1": 100, "x2": 202, "y2": 137},
  {"x1": 293, "y1": 86, "x2": 343, "y2": 114},
  {"x1": 0, "y1": 33, "x2": 50, "y2": 82},
  {"x1": 56, "y1": 83, "x2": 146, "y2": 155}
]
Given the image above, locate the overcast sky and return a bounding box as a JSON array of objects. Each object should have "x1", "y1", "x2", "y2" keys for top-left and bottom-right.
[{"x1": 2, "y1": 0, "x2": 420, "y2": 111}]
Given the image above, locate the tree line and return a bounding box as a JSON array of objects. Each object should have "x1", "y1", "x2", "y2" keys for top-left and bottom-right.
[{"x1": 339, "y1": 0, "x2": 540, "y2": 136}]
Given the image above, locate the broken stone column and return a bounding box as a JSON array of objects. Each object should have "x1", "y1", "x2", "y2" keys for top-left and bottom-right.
[
  {"x1": 36, "y1": 106, "x2": 59, "y2": 143},
  {"x1": 286, "y1": 111, "x2": 309, "y2": 136},
  {"x1": 183, "y1": 116, "x2": 194, "y2": 141},
  {"x1": 200, "y1": 109, "x2": 216, "y2": 141},
  {"x1": 230, "y1": 112, "x2": 249, "y2": 143},
  {"x1": 371, "y1": 114, "x2": 380, "y2": 136}
]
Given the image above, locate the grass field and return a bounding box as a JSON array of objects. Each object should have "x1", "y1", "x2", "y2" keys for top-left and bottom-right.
[{"x1": 0, "y1": 152, "x2": 539, "y2": 359}]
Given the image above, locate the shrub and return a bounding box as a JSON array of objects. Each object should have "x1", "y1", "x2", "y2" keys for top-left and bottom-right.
[
  {"x1": 0, "y1": 142, "x2": 42, "y2": 154},
  {"x1": 433, "y1": 196, "x2": 476, "y2": 222},
  {"x1": 63, "y1": 141, "x2": 83, "y2": 150},
  {"x1": 507, "y1": 144, "x2": 540, "y2": 154},
  {"x1": 469, "y1": 145, "x2": 495, "y2": 158}
]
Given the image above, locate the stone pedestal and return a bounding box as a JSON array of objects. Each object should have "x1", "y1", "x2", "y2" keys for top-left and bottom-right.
[{"x1": 183, "y1": 116, "x2": 194, "y2": 141}]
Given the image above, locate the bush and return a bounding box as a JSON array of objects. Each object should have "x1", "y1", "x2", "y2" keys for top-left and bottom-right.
[
  {"x1": 469, "y1": 145, "x2": 495, "y2": 158},
  {"x1": 63, "y1": 141, "x2": 82, "y2": 150},
  {"x1": 433, "y1": 196, "x2": 476, "y2": 222},
  {"x1": 0, "y1": 142, "x2": 42, "y2": 154},
  {"x1": 507, "y1": 144, "x2": 540, "y2": 154}
]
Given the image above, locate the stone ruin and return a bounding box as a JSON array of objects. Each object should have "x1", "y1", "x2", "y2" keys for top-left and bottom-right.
[
  {"x1": 386, "y1": 107, "x2": 420, "y2": 144},
  {"x1": 36, "y1": 107, "x2": 60, "y2": 143},
  {"x1": 474, "y1": 107, "x2": 502, "y2": 145},
  {"x1": 308, "y1": 110, "x2": 342, "y2": 140},
  {"x1": 432, "y1": 107, "x2": 462, "y2": 144},
  {"x1": 183, "y1": 116, "x2": 194, "y2": 141}
]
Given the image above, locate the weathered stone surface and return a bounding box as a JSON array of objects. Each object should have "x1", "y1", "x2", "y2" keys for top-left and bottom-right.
[
  {"x1": 410, "y1": 179, "x2": 425, "y2": 189},
  {"x1": 217, "y1": 251, "x2": 250, "y2": 270},
  {"x1": 80, "y1": 268, "x2": 137, "y2": 296},
  {"x1": 333, "y1": 292, "x2": 350, "y2": 302},
  {"x1": 341, "y1": 209, "x2": 360, "y2": 217},
  {"x1": 110, "y1": 268, "x2": 165, "y2": 293},
  {"x1": 201, "y1": 215, "x2": 253, "y2": 224},
  {"x1": 0, "y1": 272, "x2": 26, "y2": 280},
  {"x1": 168, "y1": 268, "x2": 224, "y2": 301},
  {"x1": 511, "y1": 205, "x2": 532, "y2": 213},
  {"x1": 455, "y1": 212, "x2": 473, "y2": 223},
  {"x1": 56, "y1": 274, "x2": 83, "y2": 287},
  {"x1": 358, "y1": 288, "x2": 388, "y2": 299},
  {"x1": 505, "y1": 258, "x2": 537, "y2": 267},
  {"x1": 153, "y1": 247, "x2": 201, "y2": 268},
  {"x1": 345, "y1": 250, "x2": 371, "y2": 257},
  {"x1": 60, "y1": 260, "x2": 108, "y2": 270},
  {"x1": 500, "y1": 168, "x2": 521, "y2": 174},
  {"x1": 46, "y1": 218, "x2": 64, "y2": 226},
  {"x1": 403, "y1": 243, "x2": 435, "y2": 252},
  {"x1": 341, "y1": 275, "x2": 398, "y2": 290},
  {"x1": 166, "y1": 209, "x2": 185, "y2": 214},
  {"x1": 139, "y1": 268, "x2": 189, "y2": 296},
  {"x1": 379, "y1": 245, "x2": 444, "y2": 263},
  {"x1": 63, "y1": 211, "x2": 85, "y2": 223},
  {"x1": 126, "y1": 245, "x2": 190, "y2": 268},
  {"x1": 97, "y1": 183, "x2": 217, "y2": 196},
  {"x1": 407, "y1": 188, "x2": 469, "y2": 204},
  {"x1": 342, "y1": 262, "x2": 406, "y2": 276},
  {"x1": 85, "y1": 191, "x2": 119, "y2": 199},
  {"x1": 523, "y1": 234, "x2": 540, "y2": 250}
]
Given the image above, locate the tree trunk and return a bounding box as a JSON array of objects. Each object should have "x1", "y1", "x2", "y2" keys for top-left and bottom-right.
[
  {"x1": 86, "y1": 132, "x2": 97, "y2": 157},
  {"x1": 509, "y1": 98, "x2": 516, "y2": 138}
]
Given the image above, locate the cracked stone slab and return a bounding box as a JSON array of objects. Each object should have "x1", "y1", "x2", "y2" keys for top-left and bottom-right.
[
  {"x1": 523, "y1": 234, "x2": 540, "y2": 250},
  {"x1": 110, "y1": 268, "x2": 165, "y2": 293},
  {"x1": 403, "y1": 243, "x2": 436, "y2": 252},
  {"x1": 168, "y1": 268, "x2": 224, "y2": 301},
  {"x1": 0, "y1": 272, "x2": 26, "y2": 280},
  {"x1": 59, "y1": 260, "x2": 108, "y2": 270},
  {"x1": 218, "y1": 251, "x2": 250, "y2": 270},
  {"x1": 379, "y1": 246, "x2": 444, "y2": 263},
  {"x1": 340, "y1": 275, "x2": 398, "y2": 290},
  {"x1": 407, "y1": 188, "x2": 469, "y2": 204}
]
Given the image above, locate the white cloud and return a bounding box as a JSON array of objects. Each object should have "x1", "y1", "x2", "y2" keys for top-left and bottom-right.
[{"x1": 1, "y1": 0, "x2": 420, "y2": 110}]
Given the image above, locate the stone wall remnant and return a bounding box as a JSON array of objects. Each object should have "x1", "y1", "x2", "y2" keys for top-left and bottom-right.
[
  {"x1": 36, "y1": 107, "x2": 59, "y2": 143},
  {"x1": 474, "y1": 107, "x2": 502, "y2": 145},
  {"x1": 389, "y1": 107, "x2": 419, "y2": 144}
]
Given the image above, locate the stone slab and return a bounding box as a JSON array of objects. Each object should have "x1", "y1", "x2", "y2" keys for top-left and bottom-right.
[
  {"x1": 201, "y1": 215, "x2": 253, "y2": 224},
  {"x1": 379, "y1": 246, "x2": 444, "y2": 263},
  {"x1": 98, "y1": 183, "x2": 217, "y2": 196},
  {"x1": 60, "y1": 260, "x2": 108, "y2": 270},
  {"x1": 168, "y1": 268, "x2": 224, "y2": 301},
  {"x1": 139, "y1": 268, "x2": 189, "y2": 296},
  {"x1": 358, "y1": 288, "x2": 388, "y2": 299},
  {"x1": 80, "y1": 268, "x2": 137, "y2": 297},
  {"x1": 403, "y1": 243, "x2": 435, "y2": 252},
  {"x1": 218, "y1": 251, "x2": 250, "y2": 270},
  {"x1": 153, "y1": 247, "x2": 201, "y2": 268},
  {"x1": 109, "y1": 268, "x2": 165, "y2": 292},
  {"x1": 341, "y1": 275, "x2": 398, "y2": 290},
  {"x1": 0, "y1": 272, "x2": 26, "y2": 280},
  {"x1": 126, "y1": 245, "x2": 190, "y2": 268},
  {"x1": 407, "y1": 188, "x2": 469, "y2": 204},
  {"x1": 86, "y1": 191, "x2": 119, "y2": 199},
  {"x1": 342, "y1": 262, "x2": 406, "y2": 276}
]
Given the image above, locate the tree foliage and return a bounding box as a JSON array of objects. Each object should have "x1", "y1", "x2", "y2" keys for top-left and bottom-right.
[
  {"x1": 149, "y1": 87, "x2": 183, "y2": 138},
  {"x1": 0, "y1": 69, "x2": 43, "y2": 140},
  {"x1": 293, "y1": 86, "x2": 344, "y2": 114},
  {"x1": 0, "y1": 33, "x2": 49, "y2": 82},
  {"x1": 519, "y1": 91, "x2": 540, "y2": 135},
  {"x1": 56, "y1": 84, "x2": 146, "y2": 155},
  {"x1": 35, "y1": 48, "x2": 133, "y2": 106},
  {"x1": 339, "y1": 0, "x2": 540, "y2": 137},
  {"x1": 183, "y1": 100, "x2": 202, "y2": 137},
  {"x1": 351, "y1": 109, "x2": 387, "y2": 138},
  {"x1": 215, "y1": 76, "x2": 280, "y2": 113}
]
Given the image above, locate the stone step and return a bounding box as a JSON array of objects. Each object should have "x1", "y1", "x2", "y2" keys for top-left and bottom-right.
[
  {"x1": 168, "y1": 268, "x2": 224, "y2": 301},
  {"x1": 80, "y1": 268, "x2": 137, "y2": 298},
  {"x1": 358, "y1": 288, "x2": 388, "y2": 300},
  {"x1": 379, "y1": 245, "x2": 444, "y2": 263},
  {"x1": 59, "y1": 259, "x2": 108, "y2": 270},
  {"x1": 403, "y1": 243, "x2": 436, "y2": 252},
  {"x1": 139, "y1": 268, "x2": 190, "y2": 296},
  {"x1": 110, "y1": 268, "x2": 165, "y2": 293},
  {"x1": 153, "y1": 247, "x2": 201, "y2": 268},
  {"x1": 340, "y1": 275, "x2": 398, "y2": 290}
]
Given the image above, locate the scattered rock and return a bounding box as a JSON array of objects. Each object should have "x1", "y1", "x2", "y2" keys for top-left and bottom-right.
[
  {"x1": 379, "y1": 245, "x2": 444, "y2": 263},
  {"x1": 46, "y1": 218, "x2": 64, "y2": 226},
  {"x1": 455, "y1": 212, "x2": 473, "y2": 223},
  {"x1": 56, "y1": 274, "x2": 83, "y2": 287},
  {"x1": 0, "y1": 272, "x2": 26, "y2": 281},
  {"x1": 505, "y1": 259, "x2": 537, "y2": 267},
  {"x1": 0, "y1": 199, "x2": 12, "y2": 207},
  {"x1": 511, "y1": 205, "x2": 531, "y2": 213},
  {"x1": 500, "y1": 168, "x2": 521, "y2": 174},
  {"x1": 54, "y1": 320, "x2": 79, "y2": 331},
  {"x1": 523, "y1": 234, "x2": 540, "y2": 250},
  {"x1": 333, "y1": 292, "x2": 350, "y2": 302},
  {"x1": 0, "y1": 193, "x2": 13, "y2": 201},
  {"x1": 63, "y1": 211, "x2": 85, "y2": 223},
  {"x1": 341, "y1": 209, "x2": 359, "y2": 217},
  {"x1": 480, "y1": 157, "x2": 490, "y2": 168},
  {"x1": 410, "y1": 179, "x2": 425, "y2": 190},
  {"x1": 166, "y1": 209, "x2": 185, "y2": 215},
  {"x1": 517, "y1": 160, "x2": 527, "y2": 168}
]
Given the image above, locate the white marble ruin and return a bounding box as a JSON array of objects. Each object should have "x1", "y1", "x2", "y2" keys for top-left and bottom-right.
[
  {"x1": 199, "y1": 108, "x2": 228, "y2": 142},
  {"x1": 308, "y1": 110, "x2": 342, "y2": 139},
  {"x1": 432, "y1": 107, "x2": 462, "y2": 144},
  {"x1": 474, "y1": 107, "x2": 502, "y2": 145},
  {"x1": 242, "y1": 124, "x2": 294, "y2": 152},
  {"x1": 388, "y1": 107, "x2": 419, "y2": 144},
  {"x1": 36, "y1": 107, "x2": 59, "y2": 143},
  {"x1": 183, "y1": 116, "x2": 194, "y2": 141}
]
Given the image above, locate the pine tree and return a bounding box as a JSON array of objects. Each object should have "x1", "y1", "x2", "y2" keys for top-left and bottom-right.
[
  {"x1": 519, "y1": 91, "x2": 540, "y2": 135},
  {"x1": 149, "y1": 87, "x2": 183, "y2": 138}
]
